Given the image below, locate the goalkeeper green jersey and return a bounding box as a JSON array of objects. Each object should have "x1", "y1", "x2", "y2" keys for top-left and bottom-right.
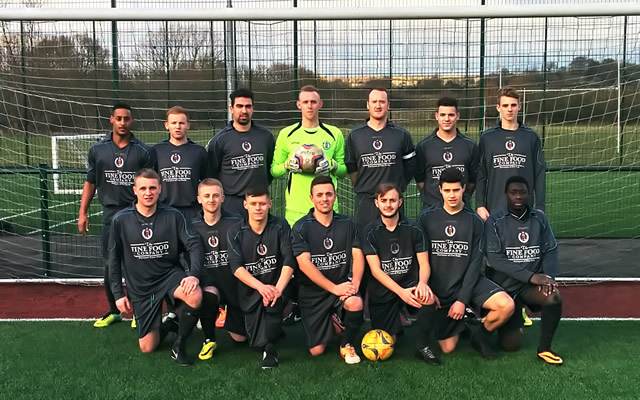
[{"x1": 271, "y1": 121, "x2": 347, "y2": 226}]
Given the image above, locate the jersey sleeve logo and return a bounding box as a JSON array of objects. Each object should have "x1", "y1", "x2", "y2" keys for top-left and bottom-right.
[
  {"x1": 323, "y1": 237, "x2": 334, "y2": 250},
  {"x1": 257, "y1": 243, "x2": 268, "y2": 256},
  {"x1": 518, "y1": 231, "x2": 530, "y2": 243},
  {"x1": 170, "y1": 153, "x2": 181, "y2": 164},
  {"x1": 505, "y1": 139, "x2": 516, "y2": 151},
  {"x1": 445, "y1": 225, "x2": 456, "y2": 237},
  {"x1": 242, "y1": 141, "x2": 252, "y2": 152},
  {"x1": 322, "y1": 141, "x2": 331, "y2": 151},
  {"x1": 208, "y1": 235, "x2": 219, "y2": 248},
  {"x1": 390, "y1": 242, "x2": 400, "y2": 255},
  {"x1": 114, "y1": 156, "x2": 124, "y2": 168},
  {"x1": 373, "y1": 139, "x2": 383, "y2": 150},
  {"x1": 142, "y1": 227, "x2": 153, "y2": 240},
  {"x1": 443, "y1": 151, "x2": 453, "y2": 162}
]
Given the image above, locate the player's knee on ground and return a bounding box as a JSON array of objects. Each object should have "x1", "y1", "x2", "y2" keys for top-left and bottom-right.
[
  {"x1": 343, "y1": 295, "x2": 363, "y2": 312},
  {"x1": 439, "y1": 336, "x2": 459, "y2": 354},
  {"x1": 499, "y1": 328, "x2": 522, "y2": 352},
  {"x1": 230, "y1": 332, "x2": 247, "y2": 343},
  {"x1": 309, "y1": 344, "x2": 326, "y2": 356}
]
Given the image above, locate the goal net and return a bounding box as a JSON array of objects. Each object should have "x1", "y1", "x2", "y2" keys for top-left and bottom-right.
[
  {"x1": 0, "y1": 1, "x2": 639, "y2": 281},
  {"x1": 51, "y1": 134, "x2": 104, "y2": 195}
]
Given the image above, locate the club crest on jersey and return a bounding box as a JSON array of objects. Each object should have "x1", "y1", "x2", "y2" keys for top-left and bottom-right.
[
  {"x1": 170, "y1": 153, "x2": 181, "y2": 164},
  {"x1": 518, "y1": 231, "x2": 530, "y2": 243},
  {"x1": 390, "y1": 242, "x2": 400, "y2": 255},
  {"x1": 322, "y1": 141, "x2": 331, "y2": 151},
  {"x1": 242, "y1": 141, "x2": 252, "y2": 152},
  {"x1": 114, "y1": 156, "x2": 124, "y2": 168},
  {"x1": 443, "y1": 151, "x2": 453, "y2": 162},
  {"x1": 373, "y1": 139, "x2": 383, "y2": 150},
  {"x1": 323, "y1": 237, "x2": 333, "y2": 250},
  {"x1": 208, "y1": 235, "x2": 219, "y2": 248},
  {"x1": 445, "y1": 225, "x2": 456, "y2": 237},
  {"x1": 257, "y1": 244, "x2": 268, "y2": 256},
  {"x1": 142, "y1": 227, "x2": 153, "y2": 240},
  {"x1": 505, "y1": 139, "x2": 516, "y2": 151}
]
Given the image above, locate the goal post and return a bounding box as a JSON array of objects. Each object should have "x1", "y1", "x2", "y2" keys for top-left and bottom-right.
[{"x1": 51, "y1": 134, "x2": 104, "y2": 195}]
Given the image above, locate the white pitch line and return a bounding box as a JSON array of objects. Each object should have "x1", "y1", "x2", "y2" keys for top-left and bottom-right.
[
  {"x1": 26, "y1": 209, "x2": 103, "y2": 235},
  {"x1": 0, "y1": 199, "x2": 82, "y2": 222}
]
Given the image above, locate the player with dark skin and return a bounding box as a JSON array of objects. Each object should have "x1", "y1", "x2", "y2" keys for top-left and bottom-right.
[
  {"x1": 485, "y1": 177, "x2": 563, "y2": 365},
  {"x1": 78, "y1": 104, "x2": 154, "y2": 328}
]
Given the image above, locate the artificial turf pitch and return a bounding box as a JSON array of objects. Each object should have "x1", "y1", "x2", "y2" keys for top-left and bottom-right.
[{"x1": 1, "y1": 320, "x2": 638, "y2": 399}]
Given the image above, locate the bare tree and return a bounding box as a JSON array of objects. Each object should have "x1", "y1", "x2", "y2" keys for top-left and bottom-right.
[{"x1": 134, "y1": 22, "x2": 223, "y2": 75}]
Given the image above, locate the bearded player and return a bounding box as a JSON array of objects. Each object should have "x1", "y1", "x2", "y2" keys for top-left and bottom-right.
[{"x1": 362, "y1": 183, "x2": 440, "y2": 365}]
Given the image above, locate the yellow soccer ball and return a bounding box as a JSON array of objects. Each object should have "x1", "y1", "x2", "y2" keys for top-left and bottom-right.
[{"x1": 361, "y1": 329, "x2": 394, "y2": 361}]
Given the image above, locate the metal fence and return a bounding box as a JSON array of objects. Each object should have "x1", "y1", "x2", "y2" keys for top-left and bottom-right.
[{"x1": 1, "y1": 2, "x2": 640, "y2": 279}]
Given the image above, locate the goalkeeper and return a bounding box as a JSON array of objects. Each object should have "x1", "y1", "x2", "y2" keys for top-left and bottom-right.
[{"x1": 271, "y1": 85, "x2": 347, "y2": 227}]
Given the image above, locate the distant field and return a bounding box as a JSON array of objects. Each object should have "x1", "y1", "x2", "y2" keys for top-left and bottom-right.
[
  {"x1": 0, "y1": 124, "x2": 639, "y2": 238},
  {"x1": 1, "y1": 124, "x2": 640, "y2": 167},
  {"x1": 0, "y1": 170, "x2": 639, "y2": 239}
]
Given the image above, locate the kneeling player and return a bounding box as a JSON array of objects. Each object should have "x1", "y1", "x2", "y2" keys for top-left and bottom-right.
[
  {"x1": 485, "y1": 176, "x2": 563, "y2": 365},
  {"x1": 192, "y1": 178, "x2": 246, "y2": 360},
  {"x1": 363, "y1": 183, "x2": 440, "y2": 365},
  {"x1": 292, "y1": 175, "x2": 365, "y2": 364},
  {"x1": 227, "y1": 186, "x2": 295, "y2": 368},
  {"x1": 418, "y1": 168, "x2": 514, "y2": 360},
  {"x1": 109, "y1": 169, "x2": 203, "y2": 366}
]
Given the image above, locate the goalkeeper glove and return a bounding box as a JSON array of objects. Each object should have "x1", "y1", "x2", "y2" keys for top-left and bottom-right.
[
  {"x1": 285, "y1": 156, "x2": 302, "y2": 173},
  {"x1": 315, "y1": 158, "x2": 337, "y2": 175}
]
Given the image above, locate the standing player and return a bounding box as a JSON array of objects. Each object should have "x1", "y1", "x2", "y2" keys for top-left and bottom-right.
[
  {"x1": 415, "y1": 96, "x2": 479, "y2": 209},
  {"x1": 291, "y1": 175, "x2": 365, "y2": 364},
  {"x1": 78, "y1": 103, "x2": 155, "y2": 328},
  {"x1": 270, "y1": 85, "x2": 347, "y2": 227},
  {"x1": 208, "y1": 88, "x2": 275, "y2": 218},
  {"x1": 191, "y1": 178, "x2": 245, "y2": 361},
  {"x1": 476, "y1": 86, "x2": 546, "y2": 220},
  {"x1": 108, "y1": 169, "x2": 203, "y2": 366},
  {"x1": 418, "y1": 168, "x2": 514, "y2": 360},
  {"x1": 476, "y1": 87, "x2": 546, "y2": 327},
  {"x1": 227, "y1": 186, "x2": 295, "y2": 368},
  {"x1": 485, "y1": 176, "x2": 563, "y2": 365},
  {"x1": 362, "y1": 183, "x2": 440, "y2": 365},
  {"x1": 345, "y1": 88, "x2": 416, "y2": 231},
  {"x1": 153, "y1": 106, "x2": 208, "y2": 224}
]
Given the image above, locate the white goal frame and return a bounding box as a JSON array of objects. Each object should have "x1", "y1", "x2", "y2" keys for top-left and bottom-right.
[{"x1": 51, "y1": 134, "x2": 103, "y2": 195}]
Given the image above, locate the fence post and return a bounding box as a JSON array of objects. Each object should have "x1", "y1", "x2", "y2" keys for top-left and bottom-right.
[
  {"x1": 479, "y1": 0, "x2": 486, "y2": 133},
  {"x1": 39, "y1": 163, "x2": 51, "y2": 276},
  {"x1": 111, "y1": 0, "x2": 120, "y2": 101}
]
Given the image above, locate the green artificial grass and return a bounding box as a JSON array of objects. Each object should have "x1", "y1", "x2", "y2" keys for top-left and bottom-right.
[{"x1": 1, "y1": 321, "x2": 639, "y2": 399}]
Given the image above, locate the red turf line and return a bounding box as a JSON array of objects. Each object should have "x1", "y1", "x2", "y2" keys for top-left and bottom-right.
[{"x1": 0, "y1": 281, "x2": 638, "y2": 319}]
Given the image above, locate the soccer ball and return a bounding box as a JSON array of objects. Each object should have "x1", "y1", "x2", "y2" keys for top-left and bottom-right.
[
  {"x1": 361, "y1": 329, "x2": 394, "y2": 361},
  {"x1": 293, "y1": 144, "x2": 325, "y2": 173}
]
